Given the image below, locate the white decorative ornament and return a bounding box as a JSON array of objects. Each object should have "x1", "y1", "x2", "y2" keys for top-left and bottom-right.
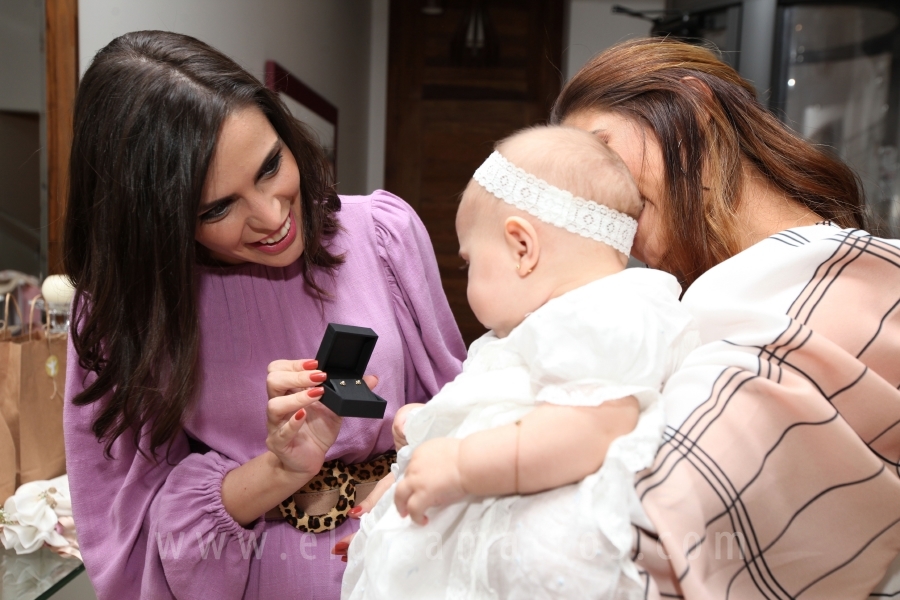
[
  {"x1": 473, "y1": 151, "x2": 638, "y2": 256},
  {"x1": 1, "y1": 475, "x2": 73, "y2": 555},
  {"x1": 40, "y1": 275, "x2": 75, "y2": 306}
]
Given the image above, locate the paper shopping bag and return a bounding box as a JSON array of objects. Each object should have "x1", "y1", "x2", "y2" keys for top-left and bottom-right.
[
  {"x1": 0, "y1": 413, "x2": 15, "y2": 503},
  {"x1": 0, "y1": 295, "x2": 67, "y2": 486},
  {"x1": 14, "y1": 329, "x2": 67, "y2": 484},
  {"x1": 0, "y1": 294, "x2": 21, "y2": 496}
]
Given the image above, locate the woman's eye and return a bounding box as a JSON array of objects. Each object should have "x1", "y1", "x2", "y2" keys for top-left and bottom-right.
[
  {"x1": 262, "y1": 152, "x2": 283, "y2": 177},
  {"x1": 198, "y1": 201, "x2": 231, "y2": 223}
]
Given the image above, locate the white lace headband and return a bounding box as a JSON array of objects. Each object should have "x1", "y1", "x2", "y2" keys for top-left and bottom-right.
[{"x1": 472, "y1": 151, "x2": 638, "y2": 255}]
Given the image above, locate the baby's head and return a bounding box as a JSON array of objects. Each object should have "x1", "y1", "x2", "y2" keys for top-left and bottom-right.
[{"x1": 457, "y1": 125, "x2": 641, "y2": 337}]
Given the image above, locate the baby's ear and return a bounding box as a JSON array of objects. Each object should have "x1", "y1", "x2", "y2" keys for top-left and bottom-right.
[{"x1": 504, "y1": 216, "x2": 539, "y2": 276}]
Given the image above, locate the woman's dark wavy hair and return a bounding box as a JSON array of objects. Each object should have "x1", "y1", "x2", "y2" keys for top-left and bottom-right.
[
  {"x1": 64, "y1": 30, "x2": 343, "y2": 458},
  {"x1": 552, "y1": 38, "x2": 865, "y2": 286}
]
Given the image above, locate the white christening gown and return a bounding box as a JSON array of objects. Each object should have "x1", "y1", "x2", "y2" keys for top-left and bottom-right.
[{"x1": 342, "y1": 269, "x2": 699, "y2": 600}]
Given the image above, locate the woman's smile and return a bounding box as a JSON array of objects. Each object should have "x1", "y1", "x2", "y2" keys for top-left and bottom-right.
[{"x1": 250, "y1": 211, "x2": 297, "y2": 254}]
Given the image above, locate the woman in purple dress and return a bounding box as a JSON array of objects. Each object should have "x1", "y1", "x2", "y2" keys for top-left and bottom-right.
[{"x1": 62, "y1": 31, "x2": 465, "y2": 599}]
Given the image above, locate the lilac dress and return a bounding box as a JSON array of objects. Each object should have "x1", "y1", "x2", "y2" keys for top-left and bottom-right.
[{"x1": 63, "y1": 191, "x2": 466, "y2": 600}]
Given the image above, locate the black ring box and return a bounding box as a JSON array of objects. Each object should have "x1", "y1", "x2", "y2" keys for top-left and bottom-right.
[{"x1": 315, "y1": 323, "x2": 387, "y2": 419}]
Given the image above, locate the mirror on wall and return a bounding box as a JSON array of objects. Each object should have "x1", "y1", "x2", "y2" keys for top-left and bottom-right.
[{"x1": 0, "y1": 0, "x2": 45, "y2": 277}]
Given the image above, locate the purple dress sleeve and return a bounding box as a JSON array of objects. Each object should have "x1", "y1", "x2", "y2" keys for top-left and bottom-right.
[
  {"x1": 370, "y1": 190, "x2": 467, "y2": 403},
  {"x1": 64, "y1": 345, "x2": 266, "y2": 600}
]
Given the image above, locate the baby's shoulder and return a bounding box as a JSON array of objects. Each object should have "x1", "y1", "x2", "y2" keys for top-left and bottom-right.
[
  {"x1": 530, "y1": 269, "x2": 685, "y2": 325},
  {"x1": 509, "y1": 269, "x2": 695, "y2": 360}
]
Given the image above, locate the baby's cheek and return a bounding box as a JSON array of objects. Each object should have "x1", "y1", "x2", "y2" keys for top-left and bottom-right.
[{"x1": 466, "y1": 287, "x2": 493, "y2": 327}]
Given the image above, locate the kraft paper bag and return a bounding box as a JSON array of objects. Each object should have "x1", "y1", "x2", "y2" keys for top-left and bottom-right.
[
  {"x1": 0, "y1": 413, "x2": 15, "y2": 504},
  {"x1": 0, "y1": 295, "x2": 67, "y2": 487},
  {"x1": 0, "y1": 294, "x2": 20, "y2": 496}
]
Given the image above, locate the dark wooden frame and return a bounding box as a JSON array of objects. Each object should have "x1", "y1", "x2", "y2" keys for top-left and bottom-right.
[
  {"x1": 45, "y1": 0, "x2": 78, "y2": 274},
  {"x1": 264, "y1": 60, "x2": 339, "y2": 178}
]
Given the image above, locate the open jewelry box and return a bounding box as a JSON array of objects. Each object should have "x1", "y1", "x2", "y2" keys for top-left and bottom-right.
[{"x1": 315, "y1": 323, "x2": 387, "y2": 419}]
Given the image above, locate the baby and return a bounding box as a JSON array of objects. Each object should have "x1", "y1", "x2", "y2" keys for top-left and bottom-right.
[{"x1": 342, "y1": 126, "x2": 699, "y2": 599}]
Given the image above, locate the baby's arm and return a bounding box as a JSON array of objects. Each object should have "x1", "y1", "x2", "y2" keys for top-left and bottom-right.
[
  {"x1": 462, "y1": 396, "x2": 638, "y2": 494},
  {"x1": 395, "y1": 396, "x2": 638, "y2": 524}
]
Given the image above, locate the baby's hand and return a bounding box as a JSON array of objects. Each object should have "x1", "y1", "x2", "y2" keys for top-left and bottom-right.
[
  {"x1": 394, "y1": 438, "x2": 466, "y2": 525},
  {"x1": 392, "y1": 403, "x2": 425, "y2": 450}
]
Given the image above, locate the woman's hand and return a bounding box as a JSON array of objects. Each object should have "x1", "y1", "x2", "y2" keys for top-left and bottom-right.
[
  {"x1": 331, "y1": 533, "x2": 353, "y2": 562},
  {"x1": 332, "y1": 472, "x2": 397, "y2": 562},
  {"x1": 394, "y1": 438, "x2": 466, "y2": 525},
  {"x1": 221, "y1": 360, "x2": 378, "y2": 526},
  {"x1": 265, "y1": 359, "x2": 378, "y2": 474},
  {"x1": 347, "y1": 472, "x2": 396, "y2": 519},
  {"x1": 392, "y1": 403, "x2": 424, "y2": 450}
]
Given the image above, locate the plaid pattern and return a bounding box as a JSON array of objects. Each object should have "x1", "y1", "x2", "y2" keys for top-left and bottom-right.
[{"x1": 634, "y1": 228, "x2": 900, "y2": 599}]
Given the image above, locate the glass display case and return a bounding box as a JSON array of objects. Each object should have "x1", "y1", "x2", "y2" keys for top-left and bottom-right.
[
  {"x1": 772, "y1": 1, "x2": 900, "y2": 237},
  {"x1": 651, "y1": 0, "x2": 900, "y2": 237}
]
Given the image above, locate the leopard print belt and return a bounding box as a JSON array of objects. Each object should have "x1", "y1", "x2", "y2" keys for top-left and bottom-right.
[{"x1": 264, "y1": 450, "x2": 396, "y2": 533}]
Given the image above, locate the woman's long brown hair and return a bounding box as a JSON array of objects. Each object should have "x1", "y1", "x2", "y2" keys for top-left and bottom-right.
[
  {"x1": 552, "y1": 38, "x2": 865, "y2": 286},
  {"x1": 65, "y1": 31, "x2": 343, "y2": 458}
]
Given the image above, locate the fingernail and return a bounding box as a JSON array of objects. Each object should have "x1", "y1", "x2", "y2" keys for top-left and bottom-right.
[
  {"x1": 332, "y1": 542, "x2": 349, "y2": 554},
  {"x1": 302, "y1": 359, "x2": 318, "y2": 370},
  {"x1": 348, "y1": 506, "x2": 363, "y2": 518},
  {"x1": 309, "y1": 371, "x2": 327, "y2": 383},
  {"x1": 308, "y1": 387, "x2": 325, "y2": 398},
  {"x1": 294, "y1": 409, "x2": 306, "y2": 420},
  {"x1": 341, "y1": 555, "x2": 347, "y2": 562}
]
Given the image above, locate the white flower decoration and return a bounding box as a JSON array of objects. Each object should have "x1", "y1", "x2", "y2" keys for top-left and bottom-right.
[{"x1": 1, "y1": 475, "x2": 71, "y2": 555}]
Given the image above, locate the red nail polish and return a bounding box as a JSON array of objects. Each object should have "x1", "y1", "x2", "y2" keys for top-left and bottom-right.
[
  {"x1": 341, "y1": 555, "x2": 347, "y2": 562},
  {"x1": 332, "y1": 542, "x2": 349, "y2": 554},
  {"x1": 309, "y1": 372, "x2": 327, "y2": 383},
  {"x1": 294, "y1": 409, "x2": 306, "y2": 420},
  {"x1": 348, "y1": 506, "x2": 363, "y2": 518},
  {"x1": 308, "y1": 387, "x2": 325, "y2": 398},
  {"x1": 302, "y1": 359, "x2": 318, "y2": 370}
]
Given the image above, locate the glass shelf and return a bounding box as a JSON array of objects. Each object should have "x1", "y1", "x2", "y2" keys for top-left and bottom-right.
[{"x1": 1, "y1": 547, "x2": 84, "y2": 600}]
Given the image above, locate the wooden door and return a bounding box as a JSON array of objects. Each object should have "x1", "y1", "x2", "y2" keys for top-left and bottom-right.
[
  {"x1": 385, "y1": 0, "x2": 564, "y2": 346},
  {"x1": 46, "y1": 0, "x2": 78, "y2": 275}
]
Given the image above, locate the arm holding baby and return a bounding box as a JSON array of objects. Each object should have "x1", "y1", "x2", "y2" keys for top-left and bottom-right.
[
  {"x1": 396, "y1": 398, "x2": 638, "y2": 524},
  {"x1": 394, "y1": 274, "x2": 694, "y2": 524}
]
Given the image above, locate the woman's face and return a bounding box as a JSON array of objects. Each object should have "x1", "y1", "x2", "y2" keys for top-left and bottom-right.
[
  {"x1": 195, "y1": 106, "x2": 304, "y2": 266},
  {"x1": 563, "y1": 110, "x2": 667, "y2": 267}
]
